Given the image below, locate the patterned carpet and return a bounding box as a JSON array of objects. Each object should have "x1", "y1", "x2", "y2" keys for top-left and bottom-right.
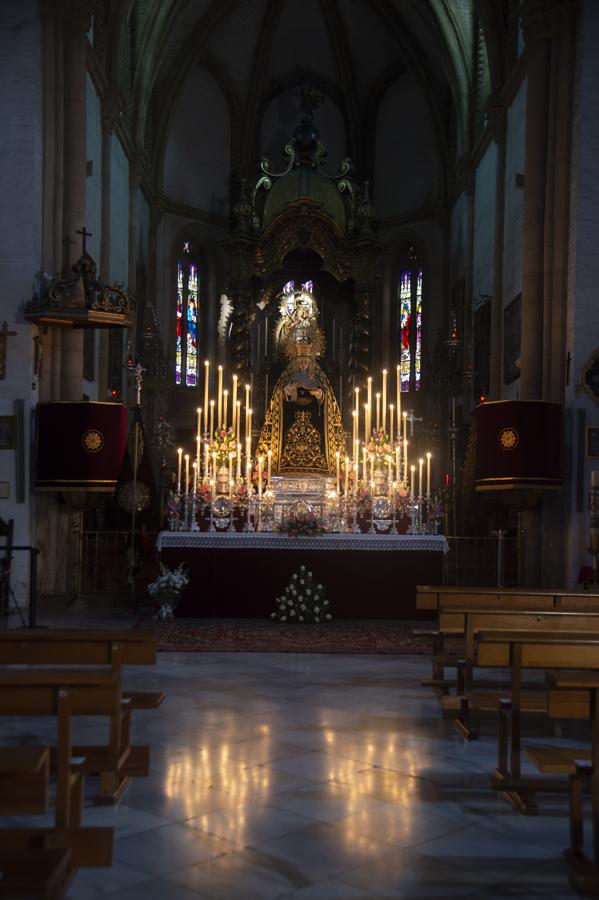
[{"x1": 146, "y1": 620, "x2": 460, "y2": 654}]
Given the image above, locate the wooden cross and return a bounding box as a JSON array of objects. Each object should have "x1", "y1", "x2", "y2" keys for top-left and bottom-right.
[
  {"x1": 0, "y1": 321, "x2": 17, "y2": 380},
  {"x1": 76, "y1": 226, "x2": 93, "y2": 255}
]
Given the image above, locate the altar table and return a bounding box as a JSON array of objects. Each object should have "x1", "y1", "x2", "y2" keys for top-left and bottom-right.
[{"x1": 157, "y1": 532, "x2": 448, "y2": 620}]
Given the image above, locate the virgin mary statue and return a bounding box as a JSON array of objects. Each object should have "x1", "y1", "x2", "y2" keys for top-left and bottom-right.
[{"x1": 256, "y1": 282, "x2": 346, "y2": 476}]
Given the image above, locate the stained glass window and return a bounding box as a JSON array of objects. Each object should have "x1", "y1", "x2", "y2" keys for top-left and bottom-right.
[
  {"x1": 399, "y1": 270, "x2": 412, "y2": 391},
  {"x1": 175, "y1": 250, "x2": 200, "y2": 387},
  {"x1": 398, "y1": 266, "x2": 423, "y2": 392},
  {"x1": 175, "y1": 262, "x2": 183, "y2": 385}
]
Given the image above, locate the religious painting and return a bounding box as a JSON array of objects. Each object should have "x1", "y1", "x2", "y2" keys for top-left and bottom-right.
[
  {"x1": 587, "y1": 426, "x2": 599, "y2": 459},
  {"x1": 503, "y1": 294, "x2": 521, "y2": 385},
  {"x1": 0, "y1": 416, "x2": 16, "y2": 450}
]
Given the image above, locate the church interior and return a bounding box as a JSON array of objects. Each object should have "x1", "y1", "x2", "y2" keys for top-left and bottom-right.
[{"x1": 2, "y1": 0, "x2": 599, "y2": 897}]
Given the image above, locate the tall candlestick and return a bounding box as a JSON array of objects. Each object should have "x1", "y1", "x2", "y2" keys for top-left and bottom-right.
[
  {"x1": 362, "y1": 445, "x2": 367, "y2": 483},
  {"x1": 204, "y1": 361, "x2": 210, "y2": 434},
  {"x1": 367, "y1": 377, "x2": 372, "y2": 436},
  {"x1": 232, "y1": 375, "x2": 238, "y2": 433},
  {"x1": 196, "y1": 407, "x2": 202, "y2": 447},
  {"x1": 404, "y1": 438, "x2": 408, "y2": 486},
  {"x1": 403, "y1": 410, "x2": 407, "y2": 444},
  {"x1": 336, "y1": 450, "x2": 340, "y2": 494},
  {"x1": 193, "y1": 461, "x2": 198, "y2": 494},
  {"x1": 354, "y1": 387, "x2": 360, "y2": 433},
  {"x1": 364, "y1": 404, "x2": 369, "y2": 445},
  {"x1": 228, "y1": 451, "x2": 233, "y2": 488},
  {"x1": 245, "y1": 384, "x2": 251, "y2": 437},
  {"x1": 209, "y1": 400, "x2": 215, "y2": 438},
  {"x1": 389, "y1": 405, "x2": 394, "y2": 446},
  {"x1": 395, "y1": 444, "x2": 400, "y2": 483},
  {"x1": 410, "y1": 464, "x2": 415, "y2": 497},
  {"x1": 217, "y1": 365, "x2": 223, "y2": 427},
  {"x1": 247, "y1": 408, "x2": 252, "y2": 453},
  {"x1": 237, "y1": 443, "x2": 242, "y2": 480},
  {"x1": 352, "y1": 410, "x2": 357, "y2": 460},
  {"x1": 204, "y1": 442, "x2": 209, "y2": 482},
  {"x1": 258, "y1": 456, "x2": 263, "y2": 497},
  {"x1": 236, "y1": 401, "x2": 241, "y2": 440},
  {"x1": 212, "y1": 451, "x2": 217, "y2": 483},
  {"x1": 396, "y1": 364, "x2": 401, "y2": 437},
  {"x1": 177, "y1": 447, "x2": 182, "y2": 493},
  {"x1": 426, "y1": 452, "x2": 431, "y2": 497},
  {"x1": 418, "y1": 458, "x2": 423, "y2": 499},
  {"x1": 382, "y1": 369, "x2": 387, "y2": 431},
  {"x1": 196, "y1": 435, "x2": 201, "y2": 472},
  {"x1": 375, "y1": 393, "x2": 381, "y2": 432},
  {"x1": 223, "y1": 390, "x2": 228, "y2": 431},
  {"x1": 267, "y1": 449, "x2": 272, "y2": 486},
  {"x1": 344, "y1": 456, "x2": 349, "y2": 495},
  {"x1": 185, "y1": 454, "x2": 190, "y2": 496}
]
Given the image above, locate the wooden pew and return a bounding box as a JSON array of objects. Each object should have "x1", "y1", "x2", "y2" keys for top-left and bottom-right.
[
  {"x1": 0, "y1": 668, "x2": 115, "y2": 896},
  {"x1": 0, "y1": 630, "x2": 164, "y2": 802},
  {"x1": 471, "y1": 632, "x2": 599, "y2": 813},
  {"x1": 0, "y1": 746, "x2": 49, "y2": 815},
  {"x1": 419, "y1": 590, "x2": 599, "y2": 696}
]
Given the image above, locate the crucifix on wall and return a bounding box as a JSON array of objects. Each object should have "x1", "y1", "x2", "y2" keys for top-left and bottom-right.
[{"x1": 0, "y1": 321, "x2": 17, "y2": 380}]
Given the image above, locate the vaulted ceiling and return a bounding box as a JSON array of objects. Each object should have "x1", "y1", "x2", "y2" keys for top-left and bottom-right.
[{"x1": 104, "y1": 0, "x2": 504, "y2": 197}]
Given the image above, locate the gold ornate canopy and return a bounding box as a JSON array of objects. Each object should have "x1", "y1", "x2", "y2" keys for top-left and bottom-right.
[{"x1": 256, "y1": 281, "x2": 346, "y2": 475}]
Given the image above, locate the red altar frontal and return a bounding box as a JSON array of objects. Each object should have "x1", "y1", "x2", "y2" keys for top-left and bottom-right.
[{"x1": 156, "y1": 532, "x2": 448, "y2": 619}]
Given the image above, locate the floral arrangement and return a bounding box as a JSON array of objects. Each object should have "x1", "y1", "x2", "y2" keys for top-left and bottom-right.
[
  {"x1": 367, "y1": 429, "x2": 392, "y2": 459},
  {"x1": 148, "y1": 562, "x2": 189, "y2": 620},
  {"x1": 232, "y1": 482, "x2": 252, "y2": 503},
  {"x1": 208, "y1": 427, "x2": 238, "y2": 465},
  {"x1": 196, "y1": 482, "x2": 212, "y2": 506},
  {"x1": 271, "y1": 566, "x2": 331, "y2": 623},
  {"x1": 279, "y1": 510, "x2": 325, "y2": 537},
  {"x1": 339, "y1": 467, "x2": 356, "y2": 495},
  {"x1": 354, "y1": 483, "x2": 372, "y2": 513}
]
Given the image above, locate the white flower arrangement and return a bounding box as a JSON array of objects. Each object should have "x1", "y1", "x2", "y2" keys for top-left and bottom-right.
[
  {"x1": 149, "y1": 562, "x2": 189, "y2": 621},
  {"x1": 270, "y1": 566, "x2": 332, "y2": 624}
]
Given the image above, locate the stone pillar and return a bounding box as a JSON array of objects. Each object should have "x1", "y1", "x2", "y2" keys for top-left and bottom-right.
[
  {"x1": 519, "y1": 0, "x2": 553, "y2": 400},
  {"x1": 97, "y1": 87, "x2": 120, "y2": 398},
  {"x1": 60, "y1": 1, "x2": 91, "y2": 401},
  {"x1": 488, "y1": 100, "x2": 507, "y2": 397}
]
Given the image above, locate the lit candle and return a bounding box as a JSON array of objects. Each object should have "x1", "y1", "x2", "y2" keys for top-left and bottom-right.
[
  {"x1": 367, "y1": 377, "x2": 372, "y2": 437},
  {"x1": 404, "y1": 439, "x2": 408, "y2": 486},
  {"x1": 196, "y1": 434, "x2": 201, "y2": 472},
  {"x1": 247, "y1": 408, "x2": 252, "y2": 454},
  {"x1": 344, "y1": 456, "x2": 349, "y2": 494},
  {"x1": 362, "y1": 445, "x2": 367, "y2": 482},
  {"x1": 209, "y1": 400, "x2": 215, "y2": 439},
  {"x1": 237, "y1": 443, "x2": 241, "y2": 480},
  {"x1": 228, "y1": 451, "x2": 233, "y2": 487},
  {"x1": 355, "y1": 439, "x2": 360, "y2": 473},
  {"x1": 410, "y1": 464, "x2": 415, "y2": 497},
  {"x1": 223, "y1": 390, "x2": 228, "y2": 430},
  {"x1": 204, "y1": 361, "x2": 210, "y2": 433},
  {"x1": 418, "y1": 458, "x2": 423, "y2": 499},
  {"x1": 236, "y1": 401, "x2": 241, "y2": 441},
  {"x1": 396, "y1": 364, "x2": 401, "y2": 437},
  {"x1": 177, "y1": 447, "x2": 182, "y2": 493},
  {"x1": 267, "y1": 449, "x2": 272, "y2": 486},
  {"x1": 389, "y1": 404, "x2": 394, "y2": 447},
  {"x1": 217, "y1": 365, "x2": 223, "y2": 427},
  {"x1": 196, "y1": 407, "x2": 202, "y2": 447},
  {"x1": 426, "y1": 452, "x2": 431, "y2": 496},
  {"x1": 382, "y1": 369, "x2": 387, "y2": 431},
  {"x1": 395, "y1": 443, "x2": 400, "y2": 483},
  {"x1": 354, "y1": 386, "x2": 360, "y2": 421},
  {"x1": 193, "y1": 461, "x2": 198, "y2": 493},
  {"x1": 375, "y1": 393, "x2": 381, "y2": 432},
  {"x1": 232, "y1": 374, "x2": 238, "y2": 435},
  {"x1": 370, "y1": 453, "x2": 374, "y2": 482},
  {"x1": 364, "y1": 404, "x2": 369, "y2": 445},
  {"x1": 336, "y1": 450, "x2": 340, "y2": 494},
  {"x1": 403, "y1": 410, "x2": 407, "y2": 443},
  {"x1": 245, "y1": 384, "x2": 251, "y2": 438},
  {"x1": 352, "y1": 410, "x2": 357, "y2": 461},
  {"x1": 185, "y1": 454, "x2": 190, "y2": 496},
  {"x1": 204, "y1": 441, "x2": 209, "y2": 482}
]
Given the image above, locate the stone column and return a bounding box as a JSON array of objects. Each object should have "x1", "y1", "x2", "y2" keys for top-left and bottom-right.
[
  {"x1": 519, "y1": 0, "x2": 553, "y2": 400},
  {"x1": 97, "y1": 87, "x2": 120, "y2": 397},
  {"x1": 488, "y1": 101, "x2": 507, "y2": 397},
  {"x1": 60, "y1": 1, "x2": 91, "y2": 401}
]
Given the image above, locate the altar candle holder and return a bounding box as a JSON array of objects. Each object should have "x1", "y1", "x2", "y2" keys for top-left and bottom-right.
[
  {"x1": 390, "y1": 481, "x2": 398, "y2": 534},
  {"x1": 368, "y1": 481, "x2": 375, "y2": 534}
]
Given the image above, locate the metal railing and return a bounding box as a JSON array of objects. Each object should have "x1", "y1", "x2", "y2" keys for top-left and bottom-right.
[
  {"x1": 78, "y1": 530, "x2": 159, "y2": 598},
  {"x1": 443, "y1": 535, "x2": 519, "y2": 587}
]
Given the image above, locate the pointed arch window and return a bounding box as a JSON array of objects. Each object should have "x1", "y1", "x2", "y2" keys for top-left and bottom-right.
[
  {"x1": 175, "y1": 243, "x2": 199, "y2": 387},
  {"x1": 398, "y1": 259, "x2": 423, "y2": 392}
]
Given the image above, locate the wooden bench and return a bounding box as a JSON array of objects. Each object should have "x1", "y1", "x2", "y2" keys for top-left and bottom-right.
[
  {"x1": 0, "y1": 668, "x2": 116, "y2": 896},
  {"x1": 417, "y1": 585, "x2": 599, "y2": 612},
  {"x1": 0, "y1": 746, "x2": 50, "y2": 815},
  {"x1": 0, "y1": 630, "x2": 165, "y2": 802},
  {"x1": 419, "y1": 592, "x2": 599, "y2": 697},
  {"x1": 471, "y1": 631, "x2": 599, "y2": 813}
]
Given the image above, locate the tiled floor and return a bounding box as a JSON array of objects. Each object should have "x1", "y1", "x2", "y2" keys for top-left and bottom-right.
[{"x1": 0, "y1": 611, "x2": 588, "y2": 898}]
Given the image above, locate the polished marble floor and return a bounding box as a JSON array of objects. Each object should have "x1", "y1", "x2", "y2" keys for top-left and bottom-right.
[{"x1": 0, "y1": 612, "x2": 588, "y2": 899}]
